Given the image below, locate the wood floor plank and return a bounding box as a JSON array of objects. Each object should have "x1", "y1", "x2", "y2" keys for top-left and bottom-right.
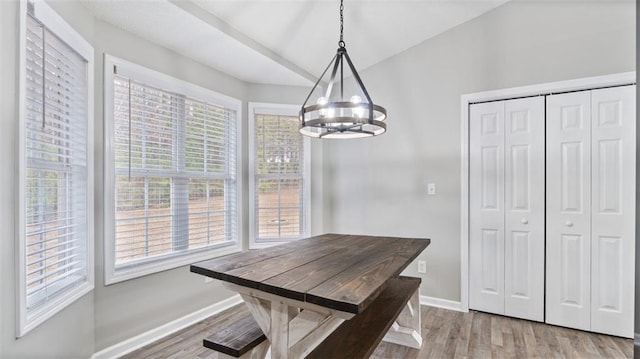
[
  {"x1": 491, "y1": 315, "x2": 503, "y2": 347},
  {"x1": 122, "y1": 306, "x2": 632, "y2": 359},
  {"x1": 510, "y1": 316, "x2": 528, "y2": 358},
  {"x1": 521, "y1": 322, "x2": 539, "y2": 357},
  {"x1": 442, "y1": 310, "x2": 461, "y2": 358}
]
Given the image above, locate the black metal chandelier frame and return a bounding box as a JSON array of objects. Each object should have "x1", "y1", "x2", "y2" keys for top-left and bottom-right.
[{"x1": 299, "y1": 0, "x2": 387, "y2": 139}]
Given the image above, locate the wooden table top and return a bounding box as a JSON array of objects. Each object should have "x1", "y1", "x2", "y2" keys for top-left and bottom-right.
[{"x1": 191, "y1": 233, "x2": 430, "y2": 314}]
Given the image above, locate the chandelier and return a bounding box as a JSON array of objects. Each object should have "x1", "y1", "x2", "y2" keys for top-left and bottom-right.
[{"x1": 299, "y1": 0, "x2": 387, "y2": 139}]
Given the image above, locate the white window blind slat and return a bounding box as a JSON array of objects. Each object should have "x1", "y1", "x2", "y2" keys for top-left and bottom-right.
[
  {"x1": 26, "y1": 237, "x2": 80, "y2": 257},
  {"x1": 27, "y1": 250, "x2": 80, "y2": 277},
  {"x1": 26, "y1": 223, "x2": 81, "y2": 241},
  {"x1": 23, "y1": 13, "x2": 89, "y2": 315},
  {"x1": 26, "y1": 265, "x2": 83, "y2": 298},
  {"x1": 252, "y1": 112, "x2": 306, "y2": 242}
]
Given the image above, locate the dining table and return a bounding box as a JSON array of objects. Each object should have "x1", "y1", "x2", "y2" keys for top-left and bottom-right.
[{"x1": 191, "y1": 233, "x2": 430, "y2": 358}]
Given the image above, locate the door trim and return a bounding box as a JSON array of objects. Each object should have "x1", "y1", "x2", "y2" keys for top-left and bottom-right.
[{"x1": 460, "y1": 72, "x2": 636, "y2": 312}]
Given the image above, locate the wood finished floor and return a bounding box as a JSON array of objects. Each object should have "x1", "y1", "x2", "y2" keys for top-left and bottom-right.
[{"x1": 121, "y1": 306, "x2": 632, "y2": 359}]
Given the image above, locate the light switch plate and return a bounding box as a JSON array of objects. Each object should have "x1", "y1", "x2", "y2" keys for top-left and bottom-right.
[{"x1": 427, "y1": 183, "x2": 436, "y2": 195}]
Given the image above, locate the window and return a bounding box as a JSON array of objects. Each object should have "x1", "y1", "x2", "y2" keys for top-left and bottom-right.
[
  {"x1": 18, "y1": 0, "x2": 94, "y2": 336},
  {"x1": 249, "y1": 103, "x2": 310, "y2": 248},
  {"x1": 104, "y1": 56, "x2": 241, "y2": 284}
]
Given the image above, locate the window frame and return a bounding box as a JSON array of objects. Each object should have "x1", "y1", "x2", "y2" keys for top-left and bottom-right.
[
  {"x1": 104, "y1": 55, "x2": 242, "y2": 284},
  {"x1": 17, "y1": 0, "x2": 95, "y2": 337},
  {"x1": 248, "y1": 102, "x2": 311, "y2": 249}
]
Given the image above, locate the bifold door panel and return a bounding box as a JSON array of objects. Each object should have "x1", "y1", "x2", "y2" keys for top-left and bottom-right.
[
  {"x1": 469, "y1": 101, "x2": 505, "y2": 315},
  {"x1": 589, "y1": 87, "x2": 635, "y2": 338},
  {"x1": 503, "y1": 98, "x2": 545, "y2": 322},
  {"x1": 546, "y1": 85, "x2": 635, "y2": 338},
  {"x1": 545, "y1": 91, "x2": 592, "y2": 331},
  {"x1": 469, "y1": 97, "x2": 545, "y2": 322}
]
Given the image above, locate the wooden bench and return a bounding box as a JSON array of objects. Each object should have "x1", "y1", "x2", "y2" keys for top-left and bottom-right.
[
  {"x1": 306, "y1": 276, "x2": 422, "y2": 359},
  {"x1": 203, "y1": 276, "x2": 421, "y2": 359},
  {"x1": 202, "y1": 303, "x2": 268, "y2": 358}
]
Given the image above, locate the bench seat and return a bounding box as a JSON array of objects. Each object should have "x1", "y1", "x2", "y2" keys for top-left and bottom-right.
[
  {"x1": 202, "y1": 303, "x2": 267, "y2": 358},
  {"x1": 306, "y1": 276, "x2": 422, "y2": 359}
]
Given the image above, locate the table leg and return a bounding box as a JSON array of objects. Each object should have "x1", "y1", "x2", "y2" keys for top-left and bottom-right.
[
  {"x1": 227, "y1": 283, "x2": 352, "y2": 359},
  {"x1": 270, "y1": 301, "x2": 290, "y2": 359},
  {"x1": 382, "y1": 287, "x2": 422, "y2": 349}
]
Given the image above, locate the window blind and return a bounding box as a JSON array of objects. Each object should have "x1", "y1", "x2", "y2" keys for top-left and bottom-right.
[
  {"x1": 24, "y1": 14, "x2": 89, "y2": 310},
  {"x1": 253, "y1": 114, "x2": 305, "y2": 241},
  {"x1": 112, "y1": 74, "x2": 237, "y2": 267}
]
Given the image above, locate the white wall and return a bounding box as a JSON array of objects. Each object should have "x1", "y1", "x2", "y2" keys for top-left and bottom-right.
[{"x1": 324, "y1": 0, "x2": 635, "y2": 302}]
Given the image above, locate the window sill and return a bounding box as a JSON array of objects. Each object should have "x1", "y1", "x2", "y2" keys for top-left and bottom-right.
[
  {"x1": 249, "y1": 236, "x2": 306, "y2": 250},
  {"x1": 105, "y1": 242, "x2": 242, "y2": 285}
]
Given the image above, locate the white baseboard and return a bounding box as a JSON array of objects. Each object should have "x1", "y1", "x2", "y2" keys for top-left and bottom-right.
[
  {"x1": 420, "y1": 295, "x2": 465, "y2": 312},
  {"x1": 90, "y1": 293, "x2": 465, "y2": 359},
  {"x1": 91, "y1": 294, "x2": 243, "y2": 359}
]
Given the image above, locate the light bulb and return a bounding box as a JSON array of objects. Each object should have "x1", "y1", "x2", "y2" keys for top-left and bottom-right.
[
  {"x1": 350, "y1": 95, "x2": 365, "y2": 118},
  {"x1": 327, "y1": 106, "x2": 335, "y2": 119},
  {"x1": 317, "y1": 97, "x2": 328, "y2": 118}
]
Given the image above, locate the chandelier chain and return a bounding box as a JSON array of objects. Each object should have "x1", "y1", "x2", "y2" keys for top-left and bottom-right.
[{"x1": 339, "y1": 0, "x2": 345, "y2": 47}]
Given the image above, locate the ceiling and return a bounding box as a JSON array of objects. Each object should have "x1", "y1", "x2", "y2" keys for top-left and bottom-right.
[{"x1": 81, "y1": 0, "x2": 511, "y2": 86}]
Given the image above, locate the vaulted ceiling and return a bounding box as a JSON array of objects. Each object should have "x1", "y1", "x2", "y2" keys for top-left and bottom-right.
[{"x1": 82, "y1": 0, "x2": 511, "y2": 86}]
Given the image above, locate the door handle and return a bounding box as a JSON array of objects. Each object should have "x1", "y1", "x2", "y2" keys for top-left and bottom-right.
[
  {"x1": 521, "y1": 218, "x2": 528, "y2": 224},
  {"x1": 565, "y1": 221, "x2": 573, "y2": 227}
]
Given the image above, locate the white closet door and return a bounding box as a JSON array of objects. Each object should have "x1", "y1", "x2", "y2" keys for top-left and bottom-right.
[
  {"x1": 503, "y1": 97, "x2": 545, "y2": 321},
  {"x1": 590, "y1": 85, "x2": 635, "y2": 338},
  {"x1": 470, "y1": 101, "x2": 505, "y2": 315},
  {"x1": 546, "y1": 91, "x2": 592, "y2": 331}
]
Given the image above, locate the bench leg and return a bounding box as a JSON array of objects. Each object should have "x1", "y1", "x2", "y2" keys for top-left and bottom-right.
[
  {"x1": 382, "y1": 286, "x2": 422, "y2": 349},
  {"x1": 240, "y1": 294, "x2": 272, "y2": 341}
]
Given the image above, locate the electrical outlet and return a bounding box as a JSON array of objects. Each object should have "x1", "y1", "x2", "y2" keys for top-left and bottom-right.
[
  {"x1": 204, "y1": 277, "x2": 213, "y2": 283},
  {"x1": 418, "y1": 260, "x2": 427, "y2": 273},
  {"x1": 427, "y1": 183, "x2": 436, "y2": 195}
]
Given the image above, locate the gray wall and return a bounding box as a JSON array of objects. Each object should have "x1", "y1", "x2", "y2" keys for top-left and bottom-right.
[{"x1": 323, "y1": 0, "x2": 635, "y2": 302}]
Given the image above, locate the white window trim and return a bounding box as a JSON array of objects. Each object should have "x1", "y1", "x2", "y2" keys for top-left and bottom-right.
[
  {"x1": 248, "y1": 102, "x2": 311, "y2": 249},
  {"x1": 103, "y1": 55, "x2": 242, "y2": 285},
  {"x1": 17, "y1": 0, "x2": 95, "y2": 337}
]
